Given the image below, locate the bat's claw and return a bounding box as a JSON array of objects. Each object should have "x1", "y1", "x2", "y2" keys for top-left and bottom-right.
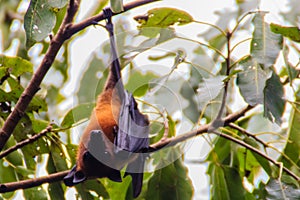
[{"x1": 103, "y1": 8, "x2": 113, "y2": 31}]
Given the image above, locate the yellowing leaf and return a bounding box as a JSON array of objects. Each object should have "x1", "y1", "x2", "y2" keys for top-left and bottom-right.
[
  {"x1": 270, "y1": 23, "x2": 300, "y2": 42},
  {"x1": 134, "y1": 7, "x2": 193, "y2": 28}
]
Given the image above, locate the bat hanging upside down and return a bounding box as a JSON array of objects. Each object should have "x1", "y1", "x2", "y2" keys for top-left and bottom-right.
[{"x1": 63, "y1": 8, "x2": 150, "y2": 198}]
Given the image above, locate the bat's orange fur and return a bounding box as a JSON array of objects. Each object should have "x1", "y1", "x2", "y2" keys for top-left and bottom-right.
[{"x1": 76, "y1": 85, "x2": 122, "y2": 177}]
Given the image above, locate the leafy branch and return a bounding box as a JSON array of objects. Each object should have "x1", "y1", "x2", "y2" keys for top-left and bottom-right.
[
  {"x1": 0, "y1": 171, "x2": 69, "y2": 193},
  {"x1": 211, "y1": 130, "x2": 300, "y2": 182},
  {"x1": 2, "y1": 103, "x2": 299, "y2": 193},
  {"x1": 0, "y1": 105, "x2": 253, "y2": 193},
  {"x1": 0, "y1": 125, "x2": 53, "y2": 159},
  {"x1": 0, "y1": 0, "x2": 159, "y2": 151}
]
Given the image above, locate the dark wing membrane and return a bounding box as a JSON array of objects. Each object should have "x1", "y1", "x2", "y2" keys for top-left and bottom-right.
[
  {"x1": 115, "y1": 91, "x2": 149, "y2": 153},
  {"x1": 115, "y1": 91, "x2": 149, "y2": 198}
]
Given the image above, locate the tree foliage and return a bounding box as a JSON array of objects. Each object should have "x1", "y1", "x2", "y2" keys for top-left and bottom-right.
[{"x1": 0, "y1": 0, "x2": 300, "y2": 199}]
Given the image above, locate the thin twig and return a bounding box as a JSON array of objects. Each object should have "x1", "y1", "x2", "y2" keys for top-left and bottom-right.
[
  {"x1": 212, "y1": 130, "x2": 300, "y2": 182},
  {"x1": 0, "y1": 125, "x2": 53, "y2": 159},
  {"x1": 161, "y1": 115, "x2": 169, "y2": 142},
  {"x1": 193, "y1": 20, "x2": 227, "y2": 37},
  {"x1": 69, "y1": 0, "x2": 160, "y2": 35},
  {"x1": 175, "y1": 36, "x2": 226, "y2": 59},
  {"x1": 149, "y1": 105, "x2": 253, "y2": 151},
  {"x1": 0, "y1": 171, "x2": 69, "y2": 193},
  {"x1": 211, "y1": 32, "x2": 232, "y2": 129},
  {"x1": 228, "y1": 123, "x2": 300, "y2": 172},
  {"x1": 228, "y1": 123, "x2": 267, "y2": 148}
]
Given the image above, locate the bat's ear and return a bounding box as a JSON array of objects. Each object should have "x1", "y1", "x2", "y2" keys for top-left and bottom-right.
[{"x1": 63, "y1": 165, "x2": 87, "y2": 186}]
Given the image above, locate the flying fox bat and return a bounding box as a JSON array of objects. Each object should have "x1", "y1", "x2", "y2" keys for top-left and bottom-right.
[{"x1": 63, "y1": 8, "x2": 149, "y2": 198}]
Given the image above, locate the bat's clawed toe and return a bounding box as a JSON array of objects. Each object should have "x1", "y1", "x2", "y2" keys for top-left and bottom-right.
[{"x1": 63, "y1": 165, "x2": 87, "y2": 186}]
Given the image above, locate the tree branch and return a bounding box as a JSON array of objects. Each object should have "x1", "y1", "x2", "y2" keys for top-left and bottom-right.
[
  {"x1": 228, "y1": 123, "x2": 300, "y2": 172},
  {"x1": 212, "y1": 130, "x2": 300, "y2": 182},
  {"x1": 0, "y1": 105, "x2": 253, "y2": 193},
  {"x1": 1, "y1": 104, "x2": 296, "y2": 194},
  {"x1": 149, "y1": 105, "x2": 253, "y2": 151},
  {"x1": 68, "y1": 0, "x2": 160, "y2": 35},
  {"x1": 0, "y1": 0, "x2": 159, "y2": 151},
  {"x1": 0, "y1": 126, "x2": 52, "y2": 159},
  {"x1": 0, "y1": 171, "x2": 69, "y2": 193},
  {"x1": 0, "y1": 0, "x2": 80, "y2": 151},
  {"x1": 228, "y1": 123, "x2": 267, "y2": 148},
  {"x1": 211, "y1": 31, "x2": 232, "y2": 129}
]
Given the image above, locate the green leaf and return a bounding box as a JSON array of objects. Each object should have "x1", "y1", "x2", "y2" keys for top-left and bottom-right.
[
  {"x1": 237, "y1": 56, "x2": 272, "y2": 106},
  {"x1": 0, "y1": 55, "x2": 33, "y2": 77},
  {"x1": 74, "y1": 179, "x2": 110, "y2": 199},
  {"x1": 46, "y1": 85, "x2": 66, "y2": 105},
  {"x1": 125, "y1": 70, "x2": 157, "y2": 97},
  {"x1": 146, "y1": 151, "x2": 194, "y2": 200},
  {"x1": 236, "y1": 147, "x2": 261, "y2": 183},
  {"x1": 61, "y1": 102, "x2": 95, "y2": 128},
  {"x1": 134, "y1": 7, "x2": 193, "y2": 28},
  {"x1": 280, "y1": 95, "x2": 300, "y2": 169},
  {"x1": 28, "y1": 95, "x2": 48, "y2": 112},
  {"x1": 77, "y1": 55, "x2": 108, "y2": 104},
  {"x1": 24, "y1": 0, "x2": 56, "y2": 48},
  {"x1": 84, "y1": 180, "x2": 110, "y2": 199},
  {"x1": 65, "y1": 144, "x2": 78, "y2": 164},
  {"x1": 207, "y1": 137, "x2": 231, "y2": 165},
  {"x1": 223, "y1": 166, "x2": 246, "y2": 200},
  {"x1": 208, "y1": 34, "x2": 227, "y2": 56},
  {"x1": 101, "y1": 176, "x2": 131, "y2": 200},
  {"x1": 48, "y1": 143, "x2": 68, "y2": 172},
  {"x1": 150, "y1": 114, "x2": 176, "y2": 144},
  {"x1": 48, "y1": 181, "x2": 64, "y2": 200},
  {"x1": 110, "y1": 0, "x2": 123, "y2": 13},
  {"x1": 251, "y1": 12, "x2": 283, "y2": 68},
  {"x1": 263, "y1": 72, "x2": 284, "y2": 125},
  {"x1": 282, "y1": 47, "x2": 298, "y2": 85},
  {"x1": 210, "y1": 164, "x2": 230, "y2": 200},
  {"x1": 180, "y1": 65, "x2": 203, "y2": 123},
  {"x1": 74, "y1": 185, "x2": 95, "y2": 200},
  {"x1": 4, "y1": 137, "x2": 23, "y2": 166},
  {"x1": 12, "y1": 115, "x2": 50, "y2": 169},
  {"x1": 23, "y1": 187, "x2": 48, "y2": 200},
  {"x1": 209, "y1": 162, "x2": 246, "y2": 200},
  {"x1": 265, "y1": 178, "x2": 300, "y2": 199},
  {"x1": 196, "y1": 75, "x2": 226, "y2": 104},
  {"x1": 270, "y1": 23, "x2": 300, "y2": 42},
  {"x1": 250, "y1": 151, "x2": 272, "y2": 177},
  {"x1": 29, "y1": 117, "x2": 48, "y2": 133},
  {"x1": 14, "y1": 166, "x2": 35, "y2": 178},
  {"x1": 46, "y1": 145, "x2": 65, "y2": 200},
  {"x1": 0, "y1": 160, "x2": 17, "y2": 199},
  {"x1": 48, "y1": 0, "x2": 67, "y2": 9}
]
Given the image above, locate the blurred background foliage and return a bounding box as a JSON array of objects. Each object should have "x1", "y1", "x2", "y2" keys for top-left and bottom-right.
[{"x1": 0, "y1": 0, "x2": 300, "y2": 199}]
